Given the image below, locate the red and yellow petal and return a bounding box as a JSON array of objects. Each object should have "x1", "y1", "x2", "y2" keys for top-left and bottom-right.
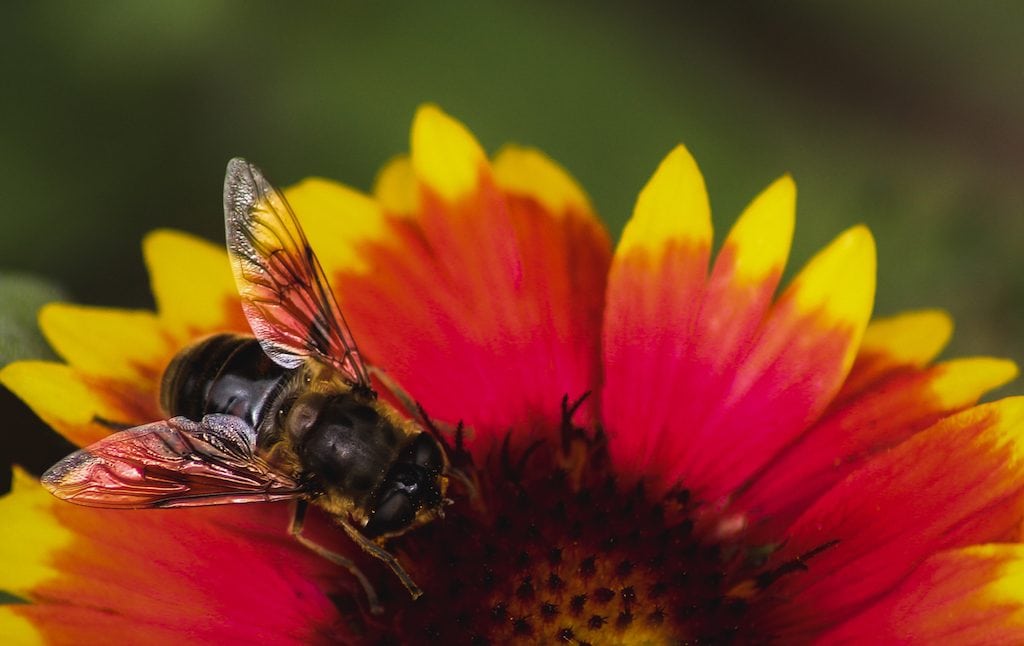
[
  {"x1": 758, "y1": 397, "x2": 1024, "y2": 638},
  {"x1": 493, "y1": 145, "x2": 594, "y2": 217},
  {"x1": 817, "y1": 544, "x2": 1024, "y2": 644},
  {"x1": 0, "y1": 361, "x2": 156, "y2": 448},
  {"x1": 2, "y1": 231, "x2": 250, "y2": 449},
  {"x1": 838, "y1": 309, "x2": 954, "y2": 397},
  {"x1": 635, "y1": 175, "x2": 796, "y2": 495},
  {"x1": 2, "y1": 304, "x2": 180, "y2": 448},
  {"x1": 0, "y1": 470, "x2": 73, "y2": 602},
  {"x1": 667, "y1": 226, "x2": 876, "y2": 499},
  {"x1": 0, "y1": 469, "x2": 351, "y2": 644},
  {"x1": 407, "y1": 104, "x2": 522, "y2": 311},
  {"x1": 737, "y1": 354, "x2": 1017, "y2": 537},
  {"x1": 336, "y1": 107, "x2": 610, "y2": 450},
  {"x1": 602, "y1": 145, "x2": 713, "y2": 478},
  {"x1": 676, "y1": 225, "x2": 874, "y2": 500},
  {"x1": 493, "y1": 145, "x2": 611, "y2": 429},
  {"x1": 603, "y1": 155, "x2": 876, "y2": 502},
  {"x1": 284, "y1": 177, "x2": 389, "y2": 276},
  {"x1": 38, "y1": 304, "x2": 172, "y2": 386}
]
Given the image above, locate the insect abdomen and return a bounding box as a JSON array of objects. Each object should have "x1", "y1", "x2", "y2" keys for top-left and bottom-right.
[{"x1": 160, "y1": 333, "x2": 291, "y2": 430}]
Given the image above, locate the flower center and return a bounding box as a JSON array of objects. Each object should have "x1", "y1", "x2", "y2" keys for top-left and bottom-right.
[{"x1": 338, "y1": 398, "x2": 817, "y2": 643}]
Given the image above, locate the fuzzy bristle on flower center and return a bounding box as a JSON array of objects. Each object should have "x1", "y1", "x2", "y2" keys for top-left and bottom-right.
[{"x1": 333, "y1": 397, "x2": 806, "y2": 644}]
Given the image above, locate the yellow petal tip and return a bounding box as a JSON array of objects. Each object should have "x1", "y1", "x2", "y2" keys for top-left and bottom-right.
[
  {"x1": 861, "y1": 309, "x2": 954, "y2": 365},
  {"x1": 142, "y1": 228, "x2": 214, "y2": 271},
  {"x1": 11, "y1": 465, "x2": 40, "y2": 493},
  {"x1": 727, "y1": 174, "x2": 796, "y2": 283},
  {"x1": 36, "y1": 303, "x2": 166, "y2": 382},
  {"x1": 791, "y1": 224, "x2": 876, "y2": 327},
  {"x1": 0, "y1": 361, "x2": 99, "y2": 427},
  {"x1": 373, "y1": 155, "x2": 418, "y2": 216},
  {"x1": 411, "y1": 104, "x2": 486, "y2": 201},
  {"x1": 143, "y1": 228, "x2": 235, "y2": 335},
  {"x1": 142, "y1": 227, "x2": 188, "y2": 249},
  {"x1": 932, "y1": 358, "x2": 1019, "y2": 408},
  {"x1": 493, "y1": 145, "x2": 592, "y2": 216},
  {"x1": 618, "y1": 144, "x2": 711, "y2": 256}
]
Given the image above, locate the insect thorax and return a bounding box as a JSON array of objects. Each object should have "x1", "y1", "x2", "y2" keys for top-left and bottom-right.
[{"x1": 283, "y1": 389, "x2": 410, "y2": 509}]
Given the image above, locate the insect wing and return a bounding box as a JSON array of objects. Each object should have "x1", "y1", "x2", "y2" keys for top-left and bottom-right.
[
  {"x1": 41, "y1": 415, "x2": 305, "y2": 508},
  {"x1": 223, "y1": 157, "x2": 372, "y2": 389}
]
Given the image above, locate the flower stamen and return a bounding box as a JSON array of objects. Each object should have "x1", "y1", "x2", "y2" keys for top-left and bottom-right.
[{"x1": 341, "y1": 396, "x2": 837, "y2": 643}]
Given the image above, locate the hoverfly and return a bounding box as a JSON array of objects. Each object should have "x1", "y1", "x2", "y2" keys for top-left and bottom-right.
[{"x1": 42, "y1": 158, "x2": 449, "y2": 613}]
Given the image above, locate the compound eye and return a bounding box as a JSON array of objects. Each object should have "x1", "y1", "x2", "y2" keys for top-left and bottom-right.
[
  {"x1": 403, "y1": 434, "x2": 444, "y2": 475},
  {"x1": 364, "y1": 490, "x2": 414, "y2": 538}
]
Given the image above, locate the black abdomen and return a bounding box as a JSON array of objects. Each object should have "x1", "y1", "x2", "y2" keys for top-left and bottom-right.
[{"x1": 160, "y1": 333, "x2": 291, "y2": 430}]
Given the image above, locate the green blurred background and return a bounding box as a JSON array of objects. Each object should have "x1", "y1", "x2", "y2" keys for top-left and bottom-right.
[{"x1": 2, "y1": 1, "x2": 1023, "y2": 492}]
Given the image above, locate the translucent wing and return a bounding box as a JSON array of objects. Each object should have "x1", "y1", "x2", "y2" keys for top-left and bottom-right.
[
  {"x1": 223, "y1": 157, "x2": 372, "y2": 389},
  {"x1": 41, "y1": 415, "x2": 305, "y2": 509}
]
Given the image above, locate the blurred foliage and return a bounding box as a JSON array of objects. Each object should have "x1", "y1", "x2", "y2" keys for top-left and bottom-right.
[
  {"x1": 0, "y1": 274, "x2": 64, "y2": 367},
  {"x1": 1, "y1": 1, "x2": 1023, "y2": 478}
]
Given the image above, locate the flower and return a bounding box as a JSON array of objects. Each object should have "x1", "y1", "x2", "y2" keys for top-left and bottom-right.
[{"x1": 3, "y1": 105, "x2": 1024, "y2": 644}]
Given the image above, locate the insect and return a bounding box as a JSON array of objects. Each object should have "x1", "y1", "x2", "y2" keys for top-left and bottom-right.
[{"x1": 42, "y1": 158, "x2": 449, "y2": 613}]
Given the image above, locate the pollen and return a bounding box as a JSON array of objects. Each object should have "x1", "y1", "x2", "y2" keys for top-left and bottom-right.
[{"x1": 351, "y1": 397, "x2": 815, "y2": 643}]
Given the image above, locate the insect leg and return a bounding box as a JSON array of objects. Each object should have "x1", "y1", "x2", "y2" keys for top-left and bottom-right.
[
  {"x1": 288, "y1": 499, "x2": 384, "y2": 615},
  {"x1": 335, "y1": 518, "x2": 424, "y2": 601}
]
